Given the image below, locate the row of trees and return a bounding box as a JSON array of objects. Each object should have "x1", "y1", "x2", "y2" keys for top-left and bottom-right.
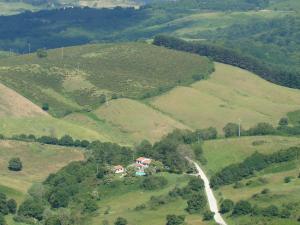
[
  {"x1": 210, "y1": 147, "x2": 300, "y2": 188},
  {"x1": 153, "y1": 35, "x2": 300, "y2": 89}
]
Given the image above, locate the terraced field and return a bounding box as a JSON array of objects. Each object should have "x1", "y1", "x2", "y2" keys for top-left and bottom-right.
[{"x1": 150, "y1": 63, "x2": 300, "y2": 132}]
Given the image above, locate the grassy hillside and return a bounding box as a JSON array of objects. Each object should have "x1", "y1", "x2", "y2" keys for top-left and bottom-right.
[
  {"x1": 202, "y1": 136, "x2": 300, "y2": 175},
  {"x1": 94, "y1": 98, "x2": 189, "y2": 143},
  {"x1": 89, "y1": 173, "x2": 209, "y2": 225},
  {"x1": 0, "y1": 140, "x2": 83, "y2": 202},
  {"x1": 201, "y1": 136, "x2": 300, "y2": 225},
  {"x1": 150, "y1": 63, "x2": 300, "y2": 132},
  {"x1": 0, "y1": 42, "x2": 212, "y2": 117}
]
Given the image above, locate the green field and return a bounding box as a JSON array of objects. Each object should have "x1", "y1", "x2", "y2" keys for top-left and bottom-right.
[
  {"x1": 89, "y1": 173, "x2": 210, "y2": 225},
  {"x1": 0, "y1": 140, "x2": 83, "y2": 202},
  {"x1": 94, "y1": 98, "x2": 189, "y2": 143},
  {"x1": 202, "y1": 136, "x2": 300, "y2": 175},
  {"x1": 150, "y1": 63, "x2": 300, "y2": 133},
  {"x1": 0, "y1": 42, "x2": 212, "y2": 117},
  {"x1": 200, "y1": 135, "x2": 300, "y2": 225}
]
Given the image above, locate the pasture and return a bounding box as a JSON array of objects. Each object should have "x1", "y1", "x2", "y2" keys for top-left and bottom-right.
[
  {"x1": 150, "y1": 63, "x2": 300, "y2": 133},
  {"x1": 0, "y1": 140, "x2": 84, "y2": 202}
]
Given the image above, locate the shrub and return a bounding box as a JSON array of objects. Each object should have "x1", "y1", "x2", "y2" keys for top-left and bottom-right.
[
  {"x1": 261, "y1": 188, "x2": 270, "y2": 194},
  {"x1": 262, "y1": 205, "x2": 279, "y2": 217},
  {"x1": 58, "y1": 135, "x2": 74, "y2": 146},
  {"x1": 220, "y1": 199, "x2": 234, "y2": 214},
  {"x1": 166, "y1": 214, "x2": 185, "y2": 225},
  {"x1": 42, "y1": 103, "x2": 49, "y2": 111},
  {"x1": 0, "y1": 193, "x2": 8, "y2": 215},
  {"x1": 45, "y1": 216, "x2": 61, "y2": 225},
  {"x1": 7, "y1": 199, "x2": 17, "y2": 214},
  {"x1": 279, "y1": 209, "x2": 291, "y2": 218},
  {"x1": 279, "y1": 117, "x2": 288, "y2": 126},
  {"x1": 36, "y1": 48, "x2": 47, "y2": 58},
  {"x1": 18, "y1": 198, "x2": 45, "y2": 220},
  {"x1": 186, "y1": 194, "x2": 206, "y2": 213},
  {"x1": 232, "y1": 200, "x2": 252, "y2": 216},
  {"x1": 284, "y1": 176, "x2": 292, "y2": 183},
  {"x1": 187, "y1": 177, "x2": 204, "y2": 191},
  {"x1": 141, "y1": 176, "x2": 168, "y2": 190},
  {"x1": 203, "y1": 211, "x2": 214, "y2": 220},
  {"x1": 114, "y1": 217, "x2": 127, "y2": 225},
  {"x1": 223, "y1": 123, "x2": 240, "y2": 137},
  {"x1": 8, "y1": 158, "x2": 22, "y2": 171},
  {"x1": 83, "y1": 198, "x2": 98, "y2": 213}
]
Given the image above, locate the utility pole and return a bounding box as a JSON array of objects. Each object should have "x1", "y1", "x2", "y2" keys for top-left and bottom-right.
[{"x1": 238, "y1": 119, "x2": 241, "y2": 137}]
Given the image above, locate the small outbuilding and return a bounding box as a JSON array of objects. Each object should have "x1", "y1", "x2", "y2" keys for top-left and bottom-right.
[{"x1": 114, "y1": 165, "x2": 125, "y2": 174}]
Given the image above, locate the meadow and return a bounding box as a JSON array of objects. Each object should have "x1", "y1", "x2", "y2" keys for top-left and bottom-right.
[
  {"x1": 0, "y1": 140, "x2": 83, "y2": 202},
  {"x1": 150, "y1": 63, "x2": 300, "y2": 132},
  {"x1": 0, "y1": 42, "x2": 212, "y2": 117},
  {"x1": 89, "y1": 173, "x2": 210, "y2": 225}
]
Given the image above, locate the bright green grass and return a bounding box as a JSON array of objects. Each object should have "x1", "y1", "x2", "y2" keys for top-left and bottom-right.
[
  {"x1": 0, "y1": 42, "x2": 213, "y2": 117},
  {"x1": 269, "y1": 0, "x2": 300, "y2": 11},
  {"x1": 0, "y1": 140, "x2": 83, "y2": 200},
  {"x1": 202, "y1": 136, "x2": 300, "y2": 175},
  {"x1": 287, "y1": 110, "x2": 300, "y2": 126},
  {"x1": 150, "y1": 63, "x2": 300, "y2": 133},
  {"x1": 0, "y1": 116, "x2": 111, "y2": 141},
  {"x1": 89, "y1": 173, "x2": 209, "y2": 225}
]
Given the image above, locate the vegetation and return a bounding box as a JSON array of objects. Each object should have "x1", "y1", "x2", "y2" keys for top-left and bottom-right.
[{"x1": 7, "y1": 158, "x2": 22, "y2": 172}]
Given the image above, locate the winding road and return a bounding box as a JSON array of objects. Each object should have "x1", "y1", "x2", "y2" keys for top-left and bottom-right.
[{"x1": 186, "y1": 157, "x2": 227, "y2": 225}]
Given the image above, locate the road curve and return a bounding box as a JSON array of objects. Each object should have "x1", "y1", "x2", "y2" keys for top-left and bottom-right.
[{"x1": 186, "y1": 157, "x2": 227, "y2": 225}]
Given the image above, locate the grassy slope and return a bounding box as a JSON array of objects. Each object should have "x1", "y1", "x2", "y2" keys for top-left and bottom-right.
[
  {"x1": 94, "y1": 98, "x2": 189, "y2": 143},
  {"x1": 0, "y1": 42, "x2": 212, "y2": 117},
  {"x1": 0, "y1": 140, "x2": 84, "y2": 202},
  {"x1": 201, "y1": 136, "x2": 300, "y2": 225},
  {"x1": 89, "y1": 173, "x2": 209, "y2": 225},
  {"x1": 202, "y1": 136, "x2": 300, "y2": 175},
  {"x1": 150, "y1": 63, "x2": 300, "y2": 133}
]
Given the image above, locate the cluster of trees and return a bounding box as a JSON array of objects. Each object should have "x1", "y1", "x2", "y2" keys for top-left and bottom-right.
[
  {"x1": 8, "y1": 157, "x2": 22, "y2": 171},
  {"x1": 211, "y1": 147, "x2": 300, "y2": 188},
  {"x1": 219, "y1": 199, "x2": 292, "y2": 219},
  {"x1": 153, "y1": 35, "x2": 300, "y2": 89},
  {"x1": 0, "y1": 193, "x2": 17, "y2": 225},
  {"x1": 223, "y1": 119, "x2": 300, "y2": 138}
]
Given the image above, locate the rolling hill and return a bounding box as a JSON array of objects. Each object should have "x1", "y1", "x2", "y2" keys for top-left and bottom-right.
[
  {"x1": 202, "y1": 135, "x2": 300, "y2": 225},
  {"x1": 149, "y1": 63, "x2": 300, "y2": 132},
  {"x1": 0, "y1": 42, "x2": 213, "y2": 117},
  {"x1": 0, "y1": 140, "x2": 83, "y2": 202}
]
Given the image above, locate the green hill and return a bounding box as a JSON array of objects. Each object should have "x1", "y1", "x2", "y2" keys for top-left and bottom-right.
[
  {"x1": 202, "y1": 136, "x2": 300, "y2": 225},
  {"x1": 150, "y1": 63, "x2": 300, "y2": 132},
  {"x1": 0, "y1": 140, "x2": 83, "y2": 202},
  {"x1": 0, "y1": 42, "x2": 213, "y2": 117}
]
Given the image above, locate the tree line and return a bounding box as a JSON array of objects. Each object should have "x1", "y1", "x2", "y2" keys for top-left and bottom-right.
[
  {"x1": 210, "y1": 146, "x2": 300, "y2": 188},
  {"x1": 153, "y1": 35, "x2": 300, "y2": 89}
]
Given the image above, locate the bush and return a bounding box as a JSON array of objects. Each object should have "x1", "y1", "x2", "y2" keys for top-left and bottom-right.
[
  {"x1": 186, "y1": 194, "x2": 206, "y2": 214},
  {"x1": 166, "y1": 214, "x2": 185, "y2": 225},
  {"x1": 232, "y1": 200, "x2": 252, "y2": 216},
  {"x1": 262, "y1": 205, "x2": 279, "y2": 217},
  {"x1": 203, "y1": 211, "x2": 214, "y2": 220},
  {"x1": 45, "y1": 216, "x2": 61, "y2": 225},
  {"x1": 223, "y1": 123, "x2": 239, "y2": 137},
  {"x1": 7, "y1": 199, "x2": 17, "y2": 214},
  {"x1": 18, "y1": 198, "x2": 45, "y2": 220},
  {"x1": 279, "y1": 117, "x2": 288, "y2": 126},
  {"x1": 114, "y1": 217, "x2": 127, "y2": 225},
  {"x1": 0, "y1": 193, "x2": 8, "y2": 215},
  {"x1": 8, "y1": 158, "x2": 22, "y2": 171},
  {"x1": 42, "y1": 103, "x2": 49, "y2": 111},
  {"x1": 187, "y1": 177, "x2": 204, "y2": 191},
  {"x1": 284, "y1": 176, "x2": 292, "y2": 183},
  {"x1": 220, "y1": 199, "x2": 234, "y2": 214},
  {"x1": 261, "y1": 188, "x2": 270, "y2": 194},
  {"x1": 83, "y1": 198, "x2": 98, "y2": 213},
  {"x1": 141, "y1": 176, "x2": 168, "y2": 190},
  {"x1": 36, "y1": 48, "x2": 47, "y2": 58},
  {"x1": 58, "y1": 135, "x2": 74, "y2": 146}
]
